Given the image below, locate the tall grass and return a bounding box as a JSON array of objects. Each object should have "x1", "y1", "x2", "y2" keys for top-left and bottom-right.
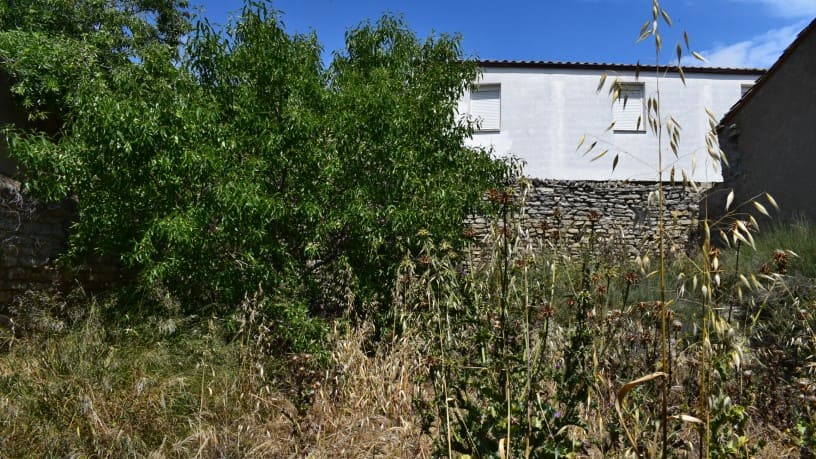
[
  {"x1": 0, "y1": 220, "x2": 812, "y2": 457},
  {"x1": 393, "y1": 199, "x2": 813, "y2": 457},
  {"x1": 0, "y1": 291, "x2": 434, "y2": 457}
]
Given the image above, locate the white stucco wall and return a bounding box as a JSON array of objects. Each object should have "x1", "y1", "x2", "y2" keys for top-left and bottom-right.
[{"x1": 459, "y1": 66, "x2": 760, "y2": 182}]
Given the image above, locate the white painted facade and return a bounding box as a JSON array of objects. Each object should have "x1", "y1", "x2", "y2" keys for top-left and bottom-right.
[{"x1": 459, "y1": 62, "x2": 762, "y2": 182}]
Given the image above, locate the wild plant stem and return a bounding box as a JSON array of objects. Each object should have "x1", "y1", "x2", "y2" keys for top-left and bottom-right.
[
  {"x1": 728, "y1": 240, "x2": 742, "y2": 323},
  {"x1": 433, "y1": 285, "x2": 454, "y2": 459},
  {"x1": 547, "y1": 263, "x2": 556, "y2": 349},
  {"x1": 200, "y1": 362, "x2": 206, "y2": 415},
  {"x1": 700, "y1": 309, "x2": 710, "y2": 458},
  {"x1": 501, "y1": 194, "x2": 512, "y2": 458},
  {"x1": 524, "y1": 257, "x2": 533, "y2": 455},
  {"x1": 655, "y1": 38, "x2": 670, "y2": 459},
  {"x1": 622, "y1": 283, "x2": 630, "y2": 310},
  {"x1": 700, "y1": 237, "x2": 711, "y2": 459}
]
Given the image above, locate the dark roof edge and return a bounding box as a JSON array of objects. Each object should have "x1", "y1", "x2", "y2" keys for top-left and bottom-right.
[
  {"x1": 478, "y1": 59, "x2": 766, "y2": 75},
  {"x1": 720, "y1": 18, "x2": 816, "y2": 126}
]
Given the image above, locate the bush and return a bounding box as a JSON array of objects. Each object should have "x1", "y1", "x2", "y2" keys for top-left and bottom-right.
[{"x1": 4, "y1": 2, "x2": 506, "y2": 342}]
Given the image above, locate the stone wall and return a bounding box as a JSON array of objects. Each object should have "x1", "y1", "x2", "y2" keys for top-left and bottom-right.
[
  {"x1": 468, "y1": 179, "x2": 706, "y2": 258},
  {"x1": 2, "y1": 173, "x2": 705, "y2": 303},
  {"x1": 0, "y1": 175, "x2": 72, "y2": 303},
  {"x1": 0, "y1": 175, "x2": 121, "y2": 306}
]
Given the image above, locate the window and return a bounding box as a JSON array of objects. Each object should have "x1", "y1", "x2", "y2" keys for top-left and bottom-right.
[
  {"x1": 470, "y1": 84, "x2": 501, "y2": 132},
  {"x1": 613, "y1": 83, "x2": 645, "y2": 133},
  {"x1": 741, "y1": 83, "x2": 753, "y2": 96}
]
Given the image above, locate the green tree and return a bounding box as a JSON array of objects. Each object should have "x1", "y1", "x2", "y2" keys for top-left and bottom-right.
[
  {"x1": 3, "y1": 1, "x2": 505, "y2": 346},
  {"x1": 0, "y1": 0, "x2": 190, "y2": 125},
  {"x1": 322, "y1": 15, "x2": 503, "y2": 311}
]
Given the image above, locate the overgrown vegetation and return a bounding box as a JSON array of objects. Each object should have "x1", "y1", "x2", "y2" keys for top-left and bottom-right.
[
  {"x1": 0, "y1": 291, "x2": 434, "y2": 457},
  {"x1": 1, "y1": 206, "x2": 813, "y2": 457},
  {"x1": 2, "y1": 1, "x2": 506, "y2": 343},
  {"x1": 1, "y1": 0, "x2": 815, "y2": 457},
  {"x1": 396, "y1": 188, "x2": 816, "y2": 458}
]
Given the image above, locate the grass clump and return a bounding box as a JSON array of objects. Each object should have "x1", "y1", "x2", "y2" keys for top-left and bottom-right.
[{"x1": 0, "y1": 289, "x2": 437, "y2": 457}]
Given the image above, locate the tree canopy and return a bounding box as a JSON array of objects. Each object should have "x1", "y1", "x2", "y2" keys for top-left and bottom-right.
[{"x1": 1, "y1": 0, "x2": 507, "y2": 347}]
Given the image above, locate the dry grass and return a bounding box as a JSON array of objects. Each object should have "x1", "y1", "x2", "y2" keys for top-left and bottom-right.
[
  {"x1": 0, "y1": 282, "x2": 810, "y2": 457},
  {"x1": 0, "y1": 295, "x2": 435, "y2": 458},
  {"x1": 302, "y1": 323, "x2": 434, "y2": 458},
  {"x1": 1, "y1": 222, "x2": 815, "y2": 457}
]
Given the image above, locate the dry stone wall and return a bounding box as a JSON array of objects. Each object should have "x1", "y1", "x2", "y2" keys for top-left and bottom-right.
[
  {"x1": 2, "y1": 173, "x2": 706, "y2": 303},
  {"x1": 0, "y1": 175, "x2": 121, "y2": 306},
  {"x1": 0, "y1": 175, "x2": 71, "y2": 303},
  {"x1": 468, "y1": 179, "x2": 706, "y2": 258}
]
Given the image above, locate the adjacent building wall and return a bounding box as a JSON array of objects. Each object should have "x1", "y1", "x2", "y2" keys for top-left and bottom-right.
[
  {"x1": 712, "y1": 21, "x2": 816, "y2": 224},
  {"x1": 458, "y1": 63, "x2": 759, "y2": 255},
  {"x1": 459, "y1": 63, "x2": 761, "y2": 182}
]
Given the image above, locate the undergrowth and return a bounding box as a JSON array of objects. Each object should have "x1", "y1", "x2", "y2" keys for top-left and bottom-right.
[
  {"x1": 0, "y1": 291, "x2": 431, "y2": 457},
  {"x1": 394, "y1": 197, "x2": 815, "y2": 458},
  {"x1": 0, "y1": 221, "x2": 813, "y2": 457}
]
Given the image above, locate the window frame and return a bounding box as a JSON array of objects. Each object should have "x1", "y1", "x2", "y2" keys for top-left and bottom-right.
[
  {"x1": 470, "y1": 83, "x2": 501, "y2": 132},
  {"x1": 612, "y1": 82, "x2": 646, "y2": 134}
]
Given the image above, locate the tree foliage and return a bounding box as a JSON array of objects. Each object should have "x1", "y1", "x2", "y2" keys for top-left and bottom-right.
[
  {"x1": 2, "y1": 1, "x2": 506, "y2": 344},
  {"x1": 0, "y1": 0, "x2": 190, "y2": 123}
]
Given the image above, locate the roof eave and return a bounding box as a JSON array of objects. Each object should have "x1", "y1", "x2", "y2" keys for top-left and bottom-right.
[{"x1": 477, "y1": 59, "x2": 766, "y2": 75}]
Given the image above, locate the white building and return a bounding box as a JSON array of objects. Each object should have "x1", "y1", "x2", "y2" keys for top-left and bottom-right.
[{"x1": 459, "y1": 61, "x2": 763, "y2": 182}]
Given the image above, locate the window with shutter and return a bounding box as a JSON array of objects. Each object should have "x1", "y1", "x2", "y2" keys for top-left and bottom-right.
[
  {"x1": 471, "y1": 84, "x2": 500, "y2": 132},
  {"x1": 613, "y1": 83, "x2": 645, "y2": 133}
]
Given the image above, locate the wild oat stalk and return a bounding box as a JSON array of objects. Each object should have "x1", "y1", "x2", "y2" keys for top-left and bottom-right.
[
  {"x1": 640, "y1": 2, "x2": 673, "y2": 455},
  {"x1": 500, "y1": 187, "x2": 512, "y2": 459},
  {"x1": 700, "y1": 221, "x2": 713, "y2": 458},
  {"x1": 592, "y1": 2, "x2": 723, "y2": 454}
]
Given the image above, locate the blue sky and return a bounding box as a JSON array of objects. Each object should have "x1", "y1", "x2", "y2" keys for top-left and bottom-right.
[{"x1": 193, "y1": 0, "x2": 815, "y2": 69}]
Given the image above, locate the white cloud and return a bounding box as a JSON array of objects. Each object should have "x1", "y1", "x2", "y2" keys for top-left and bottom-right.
[
  {"x1": 729, "y1": 0, "x2": 816, "y2": 18},
  {"x1": 684, "y1": 20, "x2": 808, "y2": 68}
]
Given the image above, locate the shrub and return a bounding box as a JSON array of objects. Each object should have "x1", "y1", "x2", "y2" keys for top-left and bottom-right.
[{"x1": 4, "y1": 2, "x2": 506, "y2": 343}]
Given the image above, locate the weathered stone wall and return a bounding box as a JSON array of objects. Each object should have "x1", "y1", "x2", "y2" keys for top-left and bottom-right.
[
  {"x1": 0, "y1": 175, "x2": 72, "y2": 303},
  {"x1": 468, "y1": 179, "x2": 706, "y2": 258},
  {"x1": 1, "y1": 173, "x2": 704, "y2": 303},
  {"x1": 0, "y1": 175, "x2": 122, "y2": 306}
]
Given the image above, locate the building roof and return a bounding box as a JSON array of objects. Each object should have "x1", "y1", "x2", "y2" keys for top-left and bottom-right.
[
  {"x1": 478, "y1": 59, "x2": 766, "y2": 75},
  {"x1": 720, "y1": 18, "x2": 816, "y2": 126}
]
